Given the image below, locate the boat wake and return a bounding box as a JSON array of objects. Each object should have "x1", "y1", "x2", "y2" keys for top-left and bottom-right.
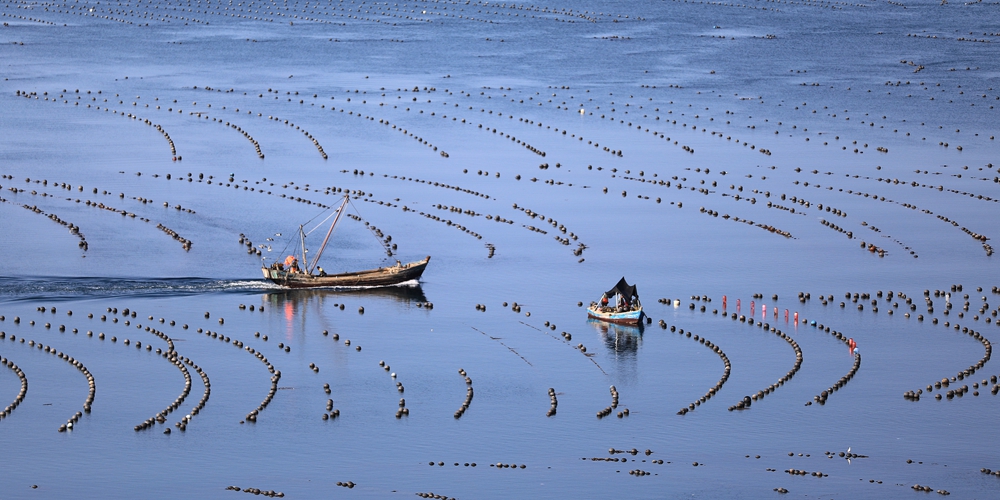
[
  {"x1": 289, "y1": 278, "x2": 423, "y2": 291},
  {"x1": 0, "y1": 276, "x2": 281, "y2": 302}
]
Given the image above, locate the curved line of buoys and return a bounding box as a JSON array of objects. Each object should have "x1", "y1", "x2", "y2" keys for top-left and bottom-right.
[{"x1": 657, "y1": 322, "x2": 730, "y2": 415}]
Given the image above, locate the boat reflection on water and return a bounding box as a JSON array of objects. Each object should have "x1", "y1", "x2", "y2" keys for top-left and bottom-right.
[
  {"x1": 589, "y1": 318, "x2": 644, "y2": 355},
  {"x1": 263, "y1": 281, "x2": 429, "y2": 341},
  {"x1": 264, "y1": 281, "x2": 428, "y2": 311}
]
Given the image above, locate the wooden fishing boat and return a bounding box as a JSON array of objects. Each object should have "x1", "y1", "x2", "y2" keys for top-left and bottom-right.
[
  {"x1": 588, "y1": 277, "x2": 644, "y2": 325},
  {"x1": 262, "y1": 256, "x2": 430, "y2": 288},
  {"x1": 262, "y1": 195, "x2": 430, "y2": 289}
]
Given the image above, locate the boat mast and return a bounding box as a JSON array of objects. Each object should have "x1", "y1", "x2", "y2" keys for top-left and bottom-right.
[
  {"x1": 299, "y1": 225, "x2": 308, "y2": 272},
  {"x1": 308, "y1": 195, "x2": 349, "y2": 275}
]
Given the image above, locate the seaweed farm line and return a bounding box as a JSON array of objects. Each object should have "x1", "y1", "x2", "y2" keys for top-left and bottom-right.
[{"x1": 2, "y1": 0, "x2": 1000, "y2": 497}]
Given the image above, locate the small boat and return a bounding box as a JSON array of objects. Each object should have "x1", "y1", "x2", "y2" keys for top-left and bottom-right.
[
  {"x1": 262, "y1": 195, "x2": 430, "y2": 289},
  {"x1": 588, "y1": 277, "x2": 644, "y2": 325}
]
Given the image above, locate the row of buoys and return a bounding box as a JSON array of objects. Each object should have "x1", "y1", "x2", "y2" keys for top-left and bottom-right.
[
  {"x1": 816, "y1": 347, "x2": 862, "y2": 405},
  {"x1": 981, "y1": 468, "x2": 1000, "y2": 478},
  {"x1": 109, "y1": 310, "x2": 191, "y2": 432},
  {"x1": 225, "y1": 486, "x2": 284, "y2": 497},
  {"x1": 358, "y1": 168, "x2": 489, "y2": 199},
  {"x1": 425, "y1": 203, "x2": 508, "y2": 255},
  {"x1": 375, "y1": 115, "x2": 445, "y2": 155},
  {"x1": 726, "y1": 317, "x2": 802, "y2": 410},
  {"x1": 490, "y1": 463, "x2": 527, "y2": 469},
  {"x1": 155, "y1": 223, "x2": 192, "y2": 251},
  {"x1": 833, "y1": 450, "x2": 867, "y2": 460},
  {"x1": 454, "y1": 368, "x2": 473, "y2": 418},
  {"x1": 0, "y1": 343, "x2": 28, "y2": 421},
  {"x1": 820, "y1": 179, "x2": 992, "y2": 257},
  {"x1": 136, "y1": 348, "x2": 191, "y2": 432},
  {"x1": 222, "y1": 120, "x2": 264, "y2": 159},
  {"x1": 914, "y1": 322, "x2": 992, "y2": 401},
  {"x1": 18, "y1": 89, "x2": 178, "y2": 158},
  {"x1": 0, "y1": 10, "x2": 58, "y2": 25},
  {"x1": 55, "y1": 343, "x2": 96, "y2": 431},
  {"x1": 416, "y1": 492, "x2": 455, "y2": 500},
  {"x1": 33, "y1": 0, "x2": 620, "y2": 27},
  {"x1": 800, "y1": 321, "x2": 863, "y2": 405},
  {"x1": 409, "y1": 207, "x2": 483, "y2": 240},
  {"x1": 911, "y1": 484, "x2": 949, "y2": 495},
  {"x1": 263, "y1": 114, "x2": 325, "y2": 159},
  {"x1": 474, "y1": 88, "x2": 630, "y2": 155},
  {"x1": 694, "y1": 205, "x2": 794, "y2": 239},
  {"x1": 785, "y1": 469, "x2": 827, "y2": 477},
  {"x1": 596, "y1": 385, "x2": 621, "y2": 419},
  {"x1": 241, "y1": 331, "x2": 279, "y2": 423},
  {"x1": 12, "y1": 176, "x2": 199, "y2": 253},
  {"x1": 322, "y1": 393, "x2": 340, "y2": 421},
  {"x1": 238, "y1": 233, "x2": 262, "y2": 257},
  {"x1": 610, "y1": 447, "x2": 654, "y2": 456},
  {"x1": 546, "y1": 388, "x2": 557, "y2": 417},
  {"x1": 580, "y1": 86, "x2": 1000, "y2": 246},
  {"x1": 476, "y1": 121, "x2": 545, "y2": 157},
  {"x1": 396, "y1": 395, "x2": 409, "y2": 419},
  {"x1": 511, "y1": 203, "x2": 586, "y2": 259},
  {"x1": 37, "y1": 0, "x2": 201, "y2": 24},
  {"x1": 345, "y1": 85, "x2": 639, "y2": 180},
  {"x1": 4, "y1": 201, "x2": 89, "y2": 251},
  {"x1": 175, "y1": 355, "x2": 210, "y2": 431},
  {"x1": 661, "y1": 323, "x2": 730, "y2": 414}
]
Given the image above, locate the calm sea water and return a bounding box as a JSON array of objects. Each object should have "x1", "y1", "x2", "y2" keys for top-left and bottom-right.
[{"x1": 1, "y1": 0, "x2": 1000, "y2": 497}]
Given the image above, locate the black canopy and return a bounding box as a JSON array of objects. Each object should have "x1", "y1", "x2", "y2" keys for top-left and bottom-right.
[{"x1": 604, "y1": 277, "x2": 639, "y2": 302}]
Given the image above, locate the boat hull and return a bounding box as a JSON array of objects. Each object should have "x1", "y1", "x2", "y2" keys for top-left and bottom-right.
[
  {"x1": 262, "y1": 256, "x2": 430, "y2": 289},
  {"x1": 587, "y1": 306, "x2": 644, "y2": 325}
]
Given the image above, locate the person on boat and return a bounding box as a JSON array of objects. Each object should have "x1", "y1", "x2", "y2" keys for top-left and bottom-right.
[
  {"x1": 284, "y1": 255, "x2": 299, "y2": 273},
  {"x1": 317, "y1": 267, "x2": 327, "y2": 277},
  {"x1": 601, "y1": 295, "x2": 609, "y2": 311}
]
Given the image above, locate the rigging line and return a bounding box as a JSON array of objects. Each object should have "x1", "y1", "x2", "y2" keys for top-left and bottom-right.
[
  {"x1": 276, "y1": 237, "x2": 294, "y2": 257},
  {"x1": 305, "y1": 207, "x2": 340, "y2": 236},
  {"x1": 301, "y1": 206, "x2": 331, "y2": 226},
  {"x1": 347, "y1": 197, "x2": 392, "y2": 253},
  {"x1": 273, "y1": 204, "x2": 337, "y2": 258},
  {"x1": 265, "y1": 208, "x2": 327, "y2": 261},
  {"x1": 519, "y1": 321, "x2": 607, "y2": 375},
  {"x1": 469, "y1": 326, "x2": 533, "y2": 366}
]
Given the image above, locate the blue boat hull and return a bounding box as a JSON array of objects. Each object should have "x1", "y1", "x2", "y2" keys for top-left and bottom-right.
[{"x1": 587, "y1": 306, "x2": 644, "y2": 325}]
